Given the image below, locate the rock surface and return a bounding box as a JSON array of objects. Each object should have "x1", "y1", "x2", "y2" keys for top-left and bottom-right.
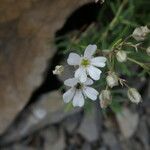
[
  {"x1": 0, "y1": 91, "x2": 81, "y2": 145},
  {"x1": 78, "y1": 105, "x2": 99, "y2": 142},
  {"x1": 0, "y1": 0, "x2": 93, "y2": 134},
  {"x1": 116, "y1": 107, "x2": 139, "y2": 138},
  {"x1": 41, "y1": 126, "x2": 66, "y2": 150}
]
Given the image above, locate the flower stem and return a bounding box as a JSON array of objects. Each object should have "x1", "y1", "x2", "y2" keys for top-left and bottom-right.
[
  {"x1": 101, "y1": 0, "x2": 128, "y2": 40},
  {"x1": 127, "y1": 57, "x2": 150, "y2": 74}
]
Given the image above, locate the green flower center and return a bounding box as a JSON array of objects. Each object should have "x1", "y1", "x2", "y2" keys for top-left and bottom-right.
[{"x1": 81, "y1": 58, "x2": 90, "y2": 67}]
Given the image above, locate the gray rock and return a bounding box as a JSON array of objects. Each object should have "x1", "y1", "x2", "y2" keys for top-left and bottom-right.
[
  {"x1": 40, "y1": 126, "x2": 59, "y2": 145},
  {"x1": 102, "y1": 131, "x2": 122, "y2": 150},
  {"x1": 1, "y1": 145, "x2": 36, "y2": 150},
  {"x1": 136, "y1": 116, "x2": 149, "y2": 150},
  {"x1": 78, "y1": 105, "x2": 99, "y2": 142},
  {"x1": 98, "y1": 146, "x2": 107, "y2": 150},
  {"x1": 0, "y1": 0, "x2": 93, "y2": 135},
  {"x1": 116, "y1": 107, "x2": 139, "y2": 138},
  {"x1": 43, "y1": 128, "x2": 66, "y2": 150},
  {"x1": 82, "y1": 142, "x2": 92, "y2": 150},
  {"x1": 0, "y1": 91, "x2": 82, "y2": 145},
  {"x1": 121, "y1": 139, "x2": 143, "y2": 150},
  {"x1": 62, "y1": 110, "x2": 83, "y2": 133}
]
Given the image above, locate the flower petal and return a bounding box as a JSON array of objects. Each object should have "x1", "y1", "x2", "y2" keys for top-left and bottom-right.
[
  {"x1": 84, "y1": 44, "x2": 97, "y2": 58},
  {"x1": 84, "y1": 78, "x2": 94, "y2": 85},
  {"x1": 64, "y1": 78, "x2": 78, "y2": 87},
  {"x1": 73, "y1": 90, "x2": 84, "y2": 107},
  {"x1": 87, "y1": 66, "x2": 102, "y2": 80},
  {"x1": 67, "y1": 53, "x2": 81, "y2": 65},
  {"x1": 83, "y1": 86, "x2": 99, "y2": 101},
  {"x1": 63, "y1": 88, "x2": 75, "y2": 103},
  {"x1": 75, "y1": 67, "x2": 87, "y2": 83},
  {"x1": 91, "y1": 57, "x2": 107, "y2": 67}
]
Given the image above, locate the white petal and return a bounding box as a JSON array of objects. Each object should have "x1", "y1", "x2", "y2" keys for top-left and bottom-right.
[
  {"x1": 83, "y1": 87, "x2": 99, "y2": 101},
  {"x1": 84, "y1": 44, "x2": 97, "y2": 58},
  {"x1": 73, "y1": 90, "x2": 84, "y2": 107},
  {"x1": 63, "y1": 88, "x2": 75, "y2": 103},
  {"x1": 67, "y1": 53, "x2": 81, "y2": 65},
  {"x1": 91, "y1": 57, "x2": 107, "y2": 67},
  {"x1": 87, "y1": 66, "x2": 102, "y2": 80},
  {"x1": 80, "y1": 69, "x2": 87, "y2": 83},
  {"x1": 75, "y1": 67, "x2": 87, "y2": 83},
  {"x1": 84, "y1": 78, "x2": 93, "y2": 85},
  {"x1": 64, "y1": 78, "x2": 78, "y2": 87}
]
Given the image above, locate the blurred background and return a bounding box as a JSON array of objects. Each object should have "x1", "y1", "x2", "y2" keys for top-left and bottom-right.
[{"x1": 0, "y1": 0, "x2": 149, "y2": 150}]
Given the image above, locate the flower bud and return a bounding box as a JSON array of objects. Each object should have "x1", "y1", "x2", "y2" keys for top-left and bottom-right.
[
  {"x1": 146, "y1": 47, "x2": 150, "y2": 56},
  {"x1": 99, "y1": 90, "x2": 112, "y2": 108},
  {"x1": 116, "y1": 50, "x2": 127, "y2": 62},
  {"x1": 53, "y1": 65, "x2": 64, "y2": 75},
  {"x1": 127, "y1": 88, "x2": 142, "y2": 104},
  {"x1": 106, "y1": 72, "x2": 119, "y2": 88},
  {"x1": 132, "y1": 26, "x2": 150, "y2": 41}
]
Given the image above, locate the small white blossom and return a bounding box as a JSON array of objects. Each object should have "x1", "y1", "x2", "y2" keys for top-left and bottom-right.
[
  {"x1": 146, "y1": 47, "x2": 150, "y2": 56},
  {"x1": 99, "y1": 90, "x2": 112, "y2": 108},
  {"x1": 132, "y1": 26, "x2": 150, "y2": 41},
  {"x1": 116, "y1": 50, "x2": 127, "y2": 62},
  {"x1": 53, "y1": 65, "x2": 64, "y2": 75},
  {"x1": 127, "y1": 88, "x2": 142, "y2": 104},
  {"x1": 106, "y1": 72, "x2": 119, "y2": 88},
  {"x1": 63, "y1": 77, "x2": 99, "y2": 107},
  {"x1": 67, "y1": 44, "x2": 107, "y2": 82}
]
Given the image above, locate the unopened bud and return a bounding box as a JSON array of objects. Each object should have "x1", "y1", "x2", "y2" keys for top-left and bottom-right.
[
  {"x1": 146, "y1": 47, "x2": 150, "y2": 56},
  {"x1": 53, "y1": 65, "x2": 64, "y2": 75},
  {"x1": 132, "y1": 26, "x2": 150, "y2": 41},
  {"x1": 99, "y1": 90, "x2": 112, "y2": 108},
  {"x1": 127, "y1": 88, "x2": 142, "y2": 104},
  {"x1": 116, "y1": 50, "x2": 127, "y2": 62},
  {"x1": 106, "y1": 72, "x2": 119, "y2": 88}
]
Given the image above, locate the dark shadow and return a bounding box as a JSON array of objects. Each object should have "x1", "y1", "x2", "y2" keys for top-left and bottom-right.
[{"x1": 26, "y1": 2, "x2": 102, "y2": 106}]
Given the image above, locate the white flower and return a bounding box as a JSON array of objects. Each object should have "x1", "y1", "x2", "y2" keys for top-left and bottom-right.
[
  {"x1": 127, "y1": 88, "x2": 142, "y2": 104},
  {"x1": 63, "y1": 77, "x2": 99, "y2": 107},
  {"x1": 132, "y1": 26, "x2": 150, "y2": 41},
  {"x1": 116, "y1": 50, "x2": 127, "y2": 62},
  {"x1": 53, "y1": 65, "x2": 64, "y2": 75},
  {"x1": 67, "y1": 44, "x2": 107, "y2": 82},
  {"x1": 106, "y1": 72, "x2": 119, "y2": 88}
]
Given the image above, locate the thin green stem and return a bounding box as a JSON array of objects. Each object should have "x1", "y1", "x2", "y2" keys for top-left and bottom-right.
[
  {"x1": 101, "y1": 0, "x2": 128, "y2": 41},
  {"x1": 127, "y1": 57, "x2": 150, "y2": 74}
]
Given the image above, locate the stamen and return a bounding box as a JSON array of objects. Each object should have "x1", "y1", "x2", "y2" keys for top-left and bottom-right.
[
  {"x1": 81, "y1": 58, "x2": 90, "y2": 67},
  {"x1": 76, "y1": 83, "x2": 83, "y2": 89}
]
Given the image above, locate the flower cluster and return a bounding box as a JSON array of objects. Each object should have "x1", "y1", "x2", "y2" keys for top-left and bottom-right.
[
  {"x1": 63, "y1": 44, "x2": 107, "y2": 107},
  {"x1": 53, "y1": 25, "x2": 149, "y2": 109}
]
